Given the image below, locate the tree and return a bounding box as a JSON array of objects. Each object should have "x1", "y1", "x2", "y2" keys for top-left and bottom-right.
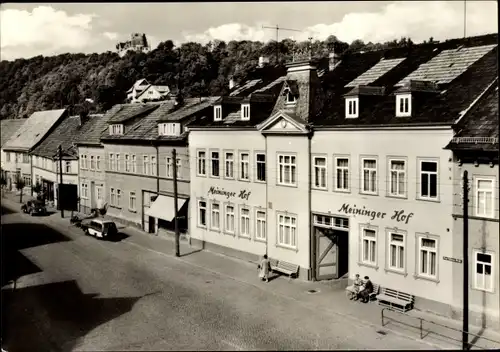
[
  {"x1": 15, "y1": 175, "x2": 26, "y2": 203},
  {"x1": 0, "y1": 172, "x2": 6, "y2": 197}
]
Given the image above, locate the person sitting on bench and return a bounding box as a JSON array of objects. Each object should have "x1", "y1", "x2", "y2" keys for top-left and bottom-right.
[
  {"x1": 348, "y1": 274, "x2": 363, "y2": 300},
  {"x1": 357, "y1": 276, "x2": 373, "y2": 303}
]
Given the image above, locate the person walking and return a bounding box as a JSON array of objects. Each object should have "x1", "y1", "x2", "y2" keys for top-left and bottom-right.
[{"x1": 258, "y1": 254, "x2": 271, "y2": 283}]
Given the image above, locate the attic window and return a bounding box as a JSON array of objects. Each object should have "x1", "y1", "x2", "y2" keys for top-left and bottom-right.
[
  {"x1": 396, "y1": 94, "x2": 412, "y2": 117},
  {"x1": 286, "y1": 91, "x2": 296, "y2": 104},
  {"x1": 345, "y1": 97, "x2": 359, "y2": 118},
  {"x1": 214, "y1": 105, "x2": 222, "y2": 121},
  {"x1": 158, "y1": 123, "x2": 180, "y2": 136},
  {"x1": 241, "y1": 103, "x2": 250, "y2": 121},
  {"x1": 109, "y1": 124, "x2": 124, "y2": 135}
]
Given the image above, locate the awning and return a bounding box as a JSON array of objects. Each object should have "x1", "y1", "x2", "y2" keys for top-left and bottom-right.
[{"x1": 145, "y1": 195, "x2": 187, "y2": 222}]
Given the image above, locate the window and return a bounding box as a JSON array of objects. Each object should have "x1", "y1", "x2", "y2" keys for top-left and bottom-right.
[
  {"x1": 96, "y1": 186, "x2": 103, "y2": 201},
  {"x1": 129, "y1": 191, "x2": 136, "y2": 211},
  {"x1": 110, "y1": 188, "x2": 116, "y2": 206},
  {"x1": 197, "y1": 151, "x2": 206, "y2": 176},
  {"x1": 475, "y1": 178, "x2": 494, "y2": 218},
  {"x1": 362, "y1": 158, "x2": 377, "y2": 194},
  {"x1": 256, "y1": 210, "x2": 266, "y2": 240},
  {"x1": 125, "y1": 154, "x2": 130, "y2": 172},
  {"x1": 151, "y1": 155, "x2": 157, "y2": 176},
  {"x1": 313, "y1": 156, "x2": 327, "y2": 189},
  {"x1": 225, "y1": 152, "x2": 234, "y2": 179},
  {"x1": 388, "y1": 232, "x2": 405, "y2": 272},
  {"x1": 241, "y1": 104, "x2": 250, "y2": 120},
  {"x1": 109, "y1": 153, "x2": 115, "y2": 171},
  {"x1": 278, "y1": 214, "x2": 297, "y2": 248},
  {"x1": 214, "y1": 105, "x2": 222, "y2": 121},
  {"x1": 419, "y1": 160, "x2": 438, "y2": 200},
  {"x1": 65, "y1": 161, "x2": 71, "y2": 173},
  {"x1": 81, "y1": 183, "x2": 88, "y2": 199},
  {"x1": 116, "y1": 189, "x2": 122, "y2": 207},
  {"x1": 240, "y1": 152, "x2": 249, "y2": 180},
  {"x1": 23, "y1": 153, "x2": 30, "y2": 163},
  {"x1": 286, "y1": 91, "x2": 296, "y2": 104},
  {"x1": 225, "y1": 205, "x2": 235, "y2": 233},
  {"x1": 158, "y1": 123, "x2": 180, "y2": 136},
  {"x1": 90, "y1": 156, "x2": 95, "y2": 170},
  {"x1": 389, "y1": 159, "x2": 406, "y2": 197},
  {"x1": 211, "y1": 151, "x2": 220, "y2": 177},
  {"x1": 198, "y1": 201, "x2": 207, "y2": 227},
  {"x1": 418, "y1": 237, "x2": 437, "y2": 279},
  {"x1": 396, "y1": 94, "x2": 411, "y2": 117},
  {"x1": 474, "y1": 251, "x2": 494, "y2": 292},
  {"x1": 176, "y1": 158, "x2": 182, "y2": 179},
  {"x1": 80, "y1": 155, "x2": 86, "y2": 169},
  {"x1": 240, "y1": 207, "x2": 250, "y2": 238},
  {"x1": 211, "y1": 202, "x2": 220, "y2": 230},
  {"x1": 131, "y1": 155, "x2": 136, "y2": 173},
  {"x1": 96, "y1": 156, "x2": 101, "y2": 170},
  {"x1": 22, "y1": 175, "x2": 31, "y2": 187},
  {"x1": 109, "y1": 124, "x2": 124, "y2": 135},
  {"x1": 6, "y1": 153, "x2": 10, "y2": 162},
  {"x1": 116, "y1": 154, "x2": 121, "y2": 172},
  {"x1": 143, "y1": 156, "x2": 150, "y2": 175},
  {"x1": 361, "y1": 228, "x2": 377, "y2": 265},
  {"x1": 278, "y1": 154, "x2": 296, "y2": 186},
  {"x1": 256, "y1": 153, "x2": 266, "y2": 182},
  {"x1": 334, "y1": 157, "x2": 349, "y2": 191},
  {"x1": 345, "y1": 97, "x2": 358, "y2": 118}
]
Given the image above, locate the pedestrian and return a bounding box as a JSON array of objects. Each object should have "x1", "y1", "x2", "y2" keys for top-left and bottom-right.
[
  {"x1": 346, "y1": 273, "x2": 363, "y2": 300},
  {"x1": 258, "y1": 254, "x2": 271, "y2": 282},
  {"x1": 358, "y1": 276, "x2": 373, "y2": 303}
]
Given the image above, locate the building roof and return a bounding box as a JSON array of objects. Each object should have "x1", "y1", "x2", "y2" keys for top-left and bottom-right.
[
  {"x1": 3, "y1": 109, "x2": 67, "y2": 152},
  {"x1": 1, "y1": 119, "x2": 26, "y2": 148},
  {"x1": 445, "y1": 82, "x2": 498, "y2": 152},
  {"x1": 108, "y1": 103, "x2": 160, "y2": 123},
  {"x1": 314, "y1": 33, "x2": 498, "y2": 127},
  {"x1": 74, "y1": 113, "x2": 112, "y2": 146},
  {"x1": 31, "y1": 115, "x2": 86, "y2": 159}
]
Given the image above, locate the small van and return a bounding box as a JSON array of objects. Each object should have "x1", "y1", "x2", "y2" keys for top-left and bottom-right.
[{"x1": 81, "y1": 219, "x2": 118, "y2": 239}]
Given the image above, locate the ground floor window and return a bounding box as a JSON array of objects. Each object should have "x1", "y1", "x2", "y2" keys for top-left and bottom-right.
[
  {"x1": 240, "y1": 207, "x2": 250, "y2": 238},
  {"x1": 225, "y1": 204, "x2": 235, "y2": 233},
  {"x1": 388, "y1": 232, "x2": 405, "y2": 272},
  {"x1": 278, "y1": 214, "x2": 297, "y2": 248},
  {"x1": 210, "y1": 201, "x2": 220, "y2": 230},
  {"x1": 255, "y1": 210, "x2": 266, "y2": 241},
  {"x1": 22, "y1": 175, "x2": 31, "y2": 187},
  {"x1": 198, "y1": 200, "x2": 206, "y2": 227},
  {"x1": 361, "y1": 227, "x2": 377, "y2": 266},
  {"x1": 418, "y1": 236, "x2": 438, "y2": 279},
  {"x1": 313, "y1": 214, "x2": 349, "y2": 229},
  {"x1": 81, "y1": 183, "x2": 88, "y2": 199},
  {"x1": 110, "y1": 188, "x2": 116, "y2": 206},
  {"x1": 129, "y1": 191, "x2": 136, "y2": 211},
  {"x1": 474, "y1": 250, "x2": 494, "y2": 292}
]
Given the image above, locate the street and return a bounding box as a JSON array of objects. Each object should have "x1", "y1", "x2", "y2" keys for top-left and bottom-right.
[{"x1": 1, "y1": 203, "x2": 435, "y2": 351}]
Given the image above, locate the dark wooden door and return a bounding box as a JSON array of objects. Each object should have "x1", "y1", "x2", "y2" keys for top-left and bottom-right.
[{"x1": 315, "y1": 227, "x2": 338, "y2": 280}]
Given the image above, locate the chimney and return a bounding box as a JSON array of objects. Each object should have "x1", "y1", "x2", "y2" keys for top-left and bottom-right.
[
  {"x1": 258, "y1": 56, "x2": 270, "y2": 68},
  {"x1": 229, "y1": 77, "x2": 236, "y2": 90},
  {"x1": 329, "y1": 52, "x2": 341, "y2": 71}
]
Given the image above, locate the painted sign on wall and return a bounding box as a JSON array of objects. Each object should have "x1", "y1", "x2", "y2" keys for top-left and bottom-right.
[
  {"x1": 337, "y1": 203, "x2": 414, "y2": 224},
  {"x1": 208, "y1": 186, "x2": 251, "y2": 201},
  {"x1": 443, "y1": 256, "x2": 463, "y2": 264}
]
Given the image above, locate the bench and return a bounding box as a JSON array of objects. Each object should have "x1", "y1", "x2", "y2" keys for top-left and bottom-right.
[
  {"x1": 377, "y1": 287, "x2": 414, "y2": 313},
  {"x1": 270, "y1": 259, "x2": 299, "y2": 278},
  {"x1": 346, "y1": 283, "x2": 380, "y2": 301}
]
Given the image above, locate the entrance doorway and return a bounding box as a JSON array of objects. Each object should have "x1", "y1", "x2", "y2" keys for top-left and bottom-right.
[{"x1": 312, "y1": 214, "x2": 349, "y2": 281}]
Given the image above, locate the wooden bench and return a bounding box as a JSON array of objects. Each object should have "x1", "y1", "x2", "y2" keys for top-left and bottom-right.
[
  {"x1": 270, "y1": 259, "x2": 299, "y2": 278},
  {"x1": 346, "y1": 283, "x2": 380, "y2": 301},
  {"x1": 377, "y1": 287, "x2": 414, "y2": 313}
]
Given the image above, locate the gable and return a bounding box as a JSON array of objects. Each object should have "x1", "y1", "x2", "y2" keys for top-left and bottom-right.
[
  {"x1": 257, "y1": 111, "x2": 309, "y2": 134},
  {"x1": 267, "y1": 117, "x2": 304, "y2": 132}
]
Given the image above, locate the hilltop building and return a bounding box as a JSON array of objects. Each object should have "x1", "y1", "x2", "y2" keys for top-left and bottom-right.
[
  {"x1": 126, "y1": 79, "x2": 171, "y2": 103},
  {"x1": 116, "y1": 33, "x2": 151, "y2": 58}
]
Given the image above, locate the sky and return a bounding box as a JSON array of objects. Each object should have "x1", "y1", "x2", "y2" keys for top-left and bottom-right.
[{"x1": 0, "y1": 1, "x2": 498, "y2": 61}]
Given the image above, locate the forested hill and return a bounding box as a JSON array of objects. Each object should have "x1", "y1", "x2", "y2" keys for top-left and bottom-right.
[{"x1": 0, "y1": 36, "x2": 422, "y2": 120}]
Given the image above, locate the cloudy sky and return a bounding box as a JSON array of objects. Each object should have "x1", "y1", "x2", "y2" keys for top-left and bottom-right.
[{"x1": 0, "y1": 1, "x2": 497, "y2": 61}]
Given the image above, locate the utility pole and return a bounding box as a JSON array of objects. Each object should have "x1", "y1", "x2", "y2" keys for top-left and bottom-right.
[
  {"x1": 462, "y1": 170, "x2": 469, "y2": 350},
  {"x1": 172, "y1": 149, "x2": 180, "y2": 257},
  {"x1": 463, "y1": 0, "x2": 467, "y2": 38},
  {"x1": 262, "y1": 25, "x2": 302, "y2": 64},
  {"x1": 58, "y1": 144, "x2": 64, "y2": 218}
]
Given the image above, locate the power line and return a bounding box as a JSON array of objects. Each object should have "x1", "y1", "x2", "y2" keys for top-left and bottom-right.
[{"x1": 262, "y1": 24, "x2": 302, "y2": 63}]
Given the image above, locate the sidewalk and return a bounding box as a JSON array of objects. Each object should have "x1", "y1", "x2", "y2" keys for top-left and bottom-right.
[{"x1": 2, "y1": 193, "x2": 500, "y2": 350}]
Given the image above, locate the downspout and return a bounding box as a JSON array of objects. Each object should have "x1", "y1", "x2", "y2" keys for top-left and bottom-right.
[
  {"x1": 154, "y1": 141, "x2": 160, "y2": 194},
  {"x1": 307, "y1": 129, "x2": 313, "y2": 281},
  {"x1": 265, "y1": 135, "x2": 269, "y2": 257},
  {"x1": 30, "y1": 151, "x2": 33, "y2": 197}
]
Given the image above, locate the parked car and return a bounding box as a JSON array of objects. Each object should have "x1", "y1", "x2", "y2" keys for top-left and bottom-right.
[
  {"x1": 81, "y1": 219, "x2": 118, "y2": 240},
  {"x1": 21, "y1": 200, "x2": 47, "y2": 216}
]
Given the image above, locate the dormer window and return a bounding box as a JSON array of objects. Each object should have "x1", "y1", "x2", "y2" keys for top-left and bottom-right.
[
  {"x1": 396, "y1": 94, "x2": 411, "y2": 117},
  {"x1": 345, "y1": 97, "x2": 359, "y2": 118},
  {"x1": 109, "y1": 124, "x2": 124, "y2": 135},
  {"x1": 241, "y1": 103, "x2": 250, "y2": 121},
  {"x1": 286, "y1": 91, "x2": 296, "y2": 104},
  {"x1": 158, "y1": 123, "x2": 180, "y2": 136},
  {"x1": 214, "y1": 105, "x2": 222, "y2": 121}
]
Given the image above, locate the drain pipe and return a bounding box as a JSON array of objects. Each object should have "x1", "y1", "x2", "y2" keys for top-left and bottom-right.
[
  {"x1": 307, "y1": 127, "x2": 313, "y2": 281},
  {"x1": 265, "y1": 134, "x2": 269, "y2": 257}
]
